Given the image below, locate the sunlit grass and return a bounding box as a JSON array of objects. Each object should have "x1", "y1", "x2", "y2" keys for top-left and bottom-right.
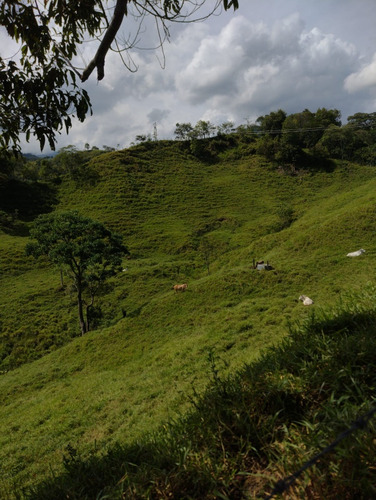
[{"x1": 1, "y1": 140, "x2": 376, "y2": 496}]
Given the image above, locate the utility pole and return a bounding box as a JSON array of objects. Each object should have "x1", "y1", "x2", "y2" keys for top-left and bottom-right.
[{"x1": 153, "y1": 122, "x2": 158, "y2": 141}]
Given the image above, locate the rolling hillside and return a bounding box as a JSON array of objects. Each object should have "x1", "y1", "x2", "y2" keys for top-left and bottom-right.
[{"x1": 1, "y1": 138, "x2": 376, "y2": 498}]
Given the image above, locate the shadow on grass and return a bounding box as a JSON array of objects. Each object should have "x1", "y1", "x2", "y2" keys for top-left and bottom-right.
[
  {"x1": 21, "y1": 292, "x2": 376, "y2": 499},
  {"x1": 0, "y1": 179, "x2": 58, "y2": 220}
]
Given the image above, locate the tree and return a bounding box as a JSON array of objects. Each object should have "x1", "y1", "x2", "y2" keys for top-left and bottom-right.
[
  {"x1": 317, "y1": 124, "x2": 366, "y2": 161},
  {"x1": 192, "y1": 120, "x2": 217, "y2": 139},
  {"x1": 26, "y1": 211, "x2": 128, "y2": 335},
  {"x1": 135, "y1": 134, "x2": 152, "y2": 143},
  {"x1": 282, "y1": 109, "x2": 317, "y2": 148},
  {"x1": 0, "y1": 1, "x2": 239, "y2": 152},
  {"x1": 347, "y1": 112, "x2": 376, "y2": 149},
  {"x1": 347, "y1": 112, "x2": 376, "y2": 130},
  {"x1": 315, "y1": 108, "x2": 341, "y2": 128},
  {"x1": 282, "y1": 108, "x2": 342, "y2": 149},
  {"x1": 216, "y1": 121, "x2": 235, "y2": 136},
  {"x1": 174, "y1": 122, "x2": 193, "y2": 141},
  {"x1": 256, "y1": 109, "x2": 287, "y2": 136}
]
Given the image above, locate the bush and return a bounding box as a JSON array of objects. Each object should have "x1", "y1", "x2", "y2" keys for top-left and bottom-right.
[
  {"x1": 0, "y1": 209, "x2": 29, "y2": 235},
  {"x1": 255, "y1": 135, "x2": 278, "y2": 160},
  {"x1": 354, "y1": 145, "x2": 376, "y2": 166},
  {"x1": 275, "y1": 141, "x2": 304, "y2": 165},
  {"x1": 190, "y1": 139, "x2": 217, "y2": 161}
]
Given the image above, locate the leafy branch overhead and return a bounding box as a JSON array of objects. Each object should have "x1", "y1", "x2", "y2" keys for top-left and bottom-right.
[{"x1": 0, "y1": 1, "x2": 239, "y2": 152}]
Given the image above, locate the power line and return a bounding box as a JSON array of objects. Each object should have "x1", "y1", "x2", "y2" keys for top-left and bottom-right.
[
  {"x1": 242, "y1": 124, "x2": 366, "y2": 136},
  {"x1": 262, "y1": 404, "x2": 376, "y2": 500}
]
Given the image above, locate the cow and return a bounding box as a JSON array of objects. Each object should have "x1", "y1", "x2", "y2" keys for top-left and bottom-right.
[
  {"x1": 299, "y1": 295, "x2": 314, "y2": 306},
  {"x1": 172, "y1": 283, "x2": 188, "y2": 293},
  {"x1": 347, "y1": 249, "x2": 365, "y2": 257}
]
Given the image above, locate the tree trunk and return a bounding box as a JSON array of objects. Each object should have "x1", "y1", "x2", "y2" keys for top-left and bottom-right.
[
  {"x1": 77, "y1": 288, "x2": 87, "y2": 335},
  {"x1": 85, "y1": 304, "x2": 91, "y2": 333},
  {"x1": 85, "y1": 291, "x2": 96, "y2": 333}
]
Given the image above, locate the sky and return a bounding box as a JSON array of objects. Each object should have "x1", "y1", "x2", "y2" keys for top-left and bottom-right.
[{"x1": 2, "y1": 0, "x2": 376, "y2": 154}]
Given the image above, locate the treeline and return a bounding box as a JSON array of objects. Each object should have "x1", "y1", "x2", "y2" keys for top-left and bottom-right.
[
  {"x1": 1, "y1": 108, "x2": 375, "y2": 229},
  {"x1": 173, "y1": 109, "x2": 376, "y2": 166}
]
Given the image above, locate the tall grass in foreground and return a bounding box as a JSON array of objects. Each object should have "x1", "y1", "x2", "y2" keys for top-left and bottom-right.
[{"x1": 22, "y1": 286, "x2": 376, "y2": 499}]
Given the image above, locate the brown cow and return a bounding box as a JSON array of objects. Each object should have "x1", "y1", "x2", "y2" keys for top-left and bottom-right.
[{"x1": 172, "y1": 283, "x2": 188, "y2": 293}]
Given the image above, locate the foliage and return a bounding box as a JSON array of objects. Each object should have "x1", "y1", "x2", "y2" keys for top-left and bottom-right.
[
  {"x1": 347, "y1": 111, "x2": 376, "y2": 130},
  {"x1": 20, "y1": 289, "x2": 376, "y2": 499},
  {"x1": 256, "y1": 109, "x2": 287, "y2": 135},
  {"x1": 283, "y1": 109, "x2": 321, "y2": 148},
  {"x1": 175, "y1": 122, "x2": 194, "y2": 140},
  {"x1": 0, "y1": 0, "x2": 239, "y2": 151},
  {"x1": 274, "y1": 138, "x2": 304, "y2": 165},
  {"x1": 255, "y1": 135, "x2": 278, "y2": 160},
  {"x1": 317, "y1": 124, "x2": 367, "y2": 161},
  {"x1": 355, "y1": 144, "x2": 376, "y2": 166},
  {"x1": 26, "y1": 211, "x2": 128, "y2": 335},
  {"x1": 0, "y1": 177, "x2": 58, "y2": 219},
  {"x1": 189, "y1": 138, "x2": 217, "y2": 161},
  {"x1": 134, "y1": 133, "x2": 153, "y2": 144},
  {"x1": 252, "y1": 108, "x2": 374, "y2": 168},
  {"x1": 216, "y1": 121, "x2": 235, "y2": 136},
  {"x1": 191, "y1": 120, "x2": 217, "y2": 139},
  {"x1": 1, "y1": 123, "x2": 376, "y2": 496},
  {"x1": 52, "y1": 145, "x2": 101, "y2": 186}
]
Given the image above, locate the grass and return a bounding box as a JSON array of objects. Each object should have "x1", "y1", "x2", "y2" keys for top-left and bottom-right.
[
  {"x1": 1, "y1": 138, "x2": 376, "y2": 496},
  {"x1": 19, "y1": 286, "x2": 376, "y2": 499}
]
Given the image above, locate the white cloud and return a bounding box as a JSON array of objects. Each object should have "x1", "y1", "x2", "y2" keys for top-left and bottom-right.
[
  {"x1": 15, "y1": 2, "x2": 376, "y2": 154},
  {"x1": 344, "y1": 53, "x2": 376, "y2": 93},
  {"x1": 173, "y1": 14, "x2": 360, "y2": 123}
]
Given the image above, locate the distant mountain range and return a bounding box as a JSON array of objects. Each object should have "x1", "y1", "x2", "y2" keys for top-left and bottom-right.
[{"x1": 23, "y1": 152, "x2": 57, "y2": 161}]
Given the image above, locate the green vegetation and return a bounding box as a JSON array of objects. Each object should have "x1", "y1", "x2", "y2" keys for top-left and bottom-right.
[
  {"x1": 1, "y1": 124, "x2": 376, "y2": 498},
  {"x1": 26, "y1": 211, "x2": 127, "y2": 335},
  {"x1": 22, "y1": 290, "x2": 376, "y2": 499}
]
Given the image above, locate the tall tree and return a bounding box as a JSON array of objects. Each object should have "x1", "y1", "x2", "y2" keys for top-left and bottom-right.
[
  {"x1": 347, "y1": 112, "x2": 376, "y2": 130},
  {"x1": 0, "y1": 0, "x2": 239, "y2": 152},
  {"x1": 174, "y1": 122, "x2": 194, "y2": 141},
  {"x1": 281, "y1": 108, "x2": 342, "y2": 149},
  {"x1": 281, "y1": 109, "x2": 316, "y2": 148},
  {"x1": 317, "y1": 124, "x2": 366, "y2": 161},
  {"x1": 315, "y1": 108, "x2": 341, "y2": 128},
  {"x1": 256, "y1": 109, "x2": 287, "y2": 136},
  {"x1": 217, "y1": 121, "x2": 235, "y2": 136},
  {"x1": 192, "y1": 120, "x2": 217, "y2": 139},
  {"x1": 26, "y1": 211, "x2": 128, "y2": 335}
]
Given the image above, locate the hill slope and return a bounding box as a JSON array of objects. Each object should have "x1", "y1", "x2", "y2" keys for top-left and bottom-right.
[{"x1": 1, "y1": 140, "x2": 376, "y2": 496}]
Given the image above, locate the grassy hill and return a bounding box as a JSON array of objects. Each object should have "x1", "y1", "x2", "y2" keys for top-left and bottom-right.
[{"x1": 1, "y1": 138, "x2": 376, "y2": 498}]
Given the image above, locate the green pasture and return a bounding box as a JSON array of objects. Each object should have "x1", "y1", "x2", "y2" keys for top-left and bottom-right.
[{"x1": 1, "y1": 140, "x2": 376, "y2": 496}]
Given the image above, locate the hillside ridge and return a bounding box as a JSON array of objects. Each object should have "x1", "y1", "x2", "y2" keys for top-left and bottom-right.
[{"x1": 1, "y1": 139, "x2": 376, "y2": 497}]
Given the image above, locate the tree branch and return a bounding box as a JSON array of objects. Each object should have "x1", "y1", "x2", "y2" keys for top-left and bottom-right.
[{"x1": 81, "y1": 0, "x2": 128, "y2": 82}]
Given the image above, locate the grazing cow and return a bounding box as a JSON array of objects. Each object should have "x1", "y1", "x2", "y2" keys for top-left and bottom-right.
[
  {"x1": 299, "y1": 295, "x2": 314, "y2": 306},
  {"x1": 173, "y1": 283, "x2": 188, "y2": 293},
  {"x1": 347, "y1": 249, "x2": 365, "y2": 257},
  {"x1": 252, "y1": 259, "x2": 273, "y2": 270}
]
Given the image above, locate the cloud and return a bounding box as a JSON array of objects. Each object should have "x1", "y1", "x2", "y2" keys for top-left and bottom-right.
[
  {"x1": 16, "y1": 5, "x2": 376, "y2": 153},
  {"x1": 175, "y1": 14, "x2": 360, "y2": 122},
  {"x1": 147, "y1": 108, "x2": 170, "y2": 124},
  {"x1": 344, "y1": 53, "x2": 376, "y2": 93}
]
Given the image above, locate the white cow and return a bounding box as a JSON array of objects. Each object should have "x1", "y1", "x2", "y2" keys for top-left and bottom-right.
[
  {"x1": 299, "y1": 295, "x2": 314, "y2": 306},
  {"x1": 347, "y1": 249, "x2": 365, "y2": 257}
]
